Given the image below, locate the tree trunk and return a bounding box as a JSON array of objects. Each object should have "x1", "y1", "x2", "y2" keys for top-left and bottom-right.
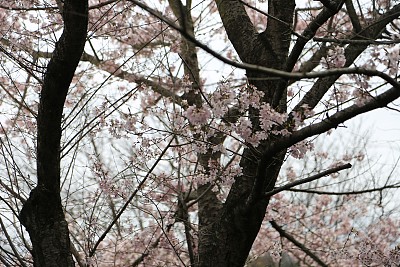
[
  {"x1": 196, "y1": 1, "x2": 296, "y2": 266},
  {"x1": 19, "y1": 1, "x2": 88, "y2": 266}
]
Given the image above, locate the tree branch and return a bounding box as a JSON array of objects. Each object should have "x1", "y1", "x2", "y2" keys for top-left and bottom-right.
[
  {"x1": 294, "y1": 44, "x2": 331, "y2": 75},
  {"x1": 129, "y1": 0, "x2": 400, "y2": 87},
  {"x1": 176, "y1": 194, "x2": 196, "y2": 266},
  {"x1": 265, "y1": 163, "x2": 352, "y2": 197},
  {"x1": 314, "y1": 0, "x2": 343, "y2": 12},
  {"x1": 0, "y1": 0, "x2": 119, "y2": 11},
  {"x1": 288, "y1": 183, "x2": 400, "y2": 195},
  {"x1": 268, "y1": 85, "x2": 400, "y2": 158},
  {"x1": 270, "y1": 220, "x2": 328, "y2": 267},
  {"x1": 131, "y1": 234, "x2": 163, "y2": 267},
  {"x1": 286, "y1": 0, "x2": 344, "y2": 72},
  {"x1": 345, "y1": 0, "x2": 362, "y2": 33},
  {"x1": 314, "y1": 36, "x2": 400, "y2": 44},
  {"x1": 293, "y1": 3, "x2": 400, "y2": 113},
  {"x1": 214, "y1": 0, "x2": 259, "y2": 62}
]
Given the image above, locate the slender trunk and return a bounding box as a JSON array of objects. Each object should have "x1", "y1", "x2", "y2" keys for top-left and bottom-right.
[{"x1": 19, "y1": 1, "x2": 88, "y2": 266}]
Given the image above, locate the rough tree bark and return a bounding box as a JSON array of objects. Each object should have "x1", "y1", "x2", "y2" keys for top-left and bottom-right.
[{"x1": 19, "y1": 1, "x2": 88, "y2": 266}]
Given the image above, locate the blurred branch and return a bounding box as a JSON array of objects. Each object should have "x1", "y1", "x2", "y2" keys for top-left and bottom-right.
[
  {"x1": 345, "y1": 0, "x2": 362, "y2": 32},
  {"x1": 131, "y1": 233, "x2": 163, "y2": 267},
  {"x1": 69, "y1": 241, "x2": 85, "y2": 267},
  {"x1": 270, "y1": 220, "x2": 328, "y2": 267},
  {"x1": 175, "y1": 193, "x2": 196, "y2": 266},
  {"x1": 0, "y1": 217, "x2": 28, "y2": 267},
  {"x1": 0, "y1": 0, "x2": 119, "y2": 11}
]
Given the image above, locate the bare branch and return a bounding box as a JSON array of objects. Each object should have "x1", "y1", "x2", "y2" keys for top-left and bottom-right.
[
  {"x1": 0, "y1": 217, "x2": 28, "y2": 267},
  {"x1": 288, "y1": 183, "x2": 400, "y2": 195},
  {"x1": 0, "y1": 45, "x2": 43, "y2": 84},
  {"x1": 294, "y1": 44, "x2": 331, "y2": 75},
  {"x1": 265, "y1": 163, "x2": 352, "y2": 197},
  {"x1": 176, "y1": 194, "x2": 196, "y2": 266},
  {"x1": 270, "y1": 220, "x2": 328, "y2": 267},
  {"x1": 314, "y1": 36, "x2": 400, "y2": 44},
  {"x1": 130, "y1": 234, "x2": 163, "y2": 267},
  {"x1": 239, "y1": 0, "x2": 304, "y2": 40},
  {"x1": 345, "y1": 0, "x2": 362, "y2": 33}
]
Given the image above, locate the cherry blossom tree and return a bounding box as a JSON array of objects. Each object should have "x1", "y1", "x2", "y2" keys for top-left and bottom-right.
[{"x1": 0, "y1": 0, "x2": 400, "y2": 266}]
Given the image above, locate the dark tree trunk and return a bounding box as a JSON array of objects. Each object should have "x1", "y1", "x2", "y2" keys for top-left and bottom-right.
[
  {"x1": 19, "y1": 1, "x2": 88, "y2": 266},
  {"x1": 196, "y1": 1, "x2": 296, "y2": 266}
]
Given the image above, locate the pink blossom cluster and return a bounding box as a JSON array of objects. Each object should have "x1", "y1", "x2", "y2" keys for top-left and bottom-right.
[
  {"x1": 259, "y1": 103, "x2": 288, "y2": 132},
  {"x1": 238, "y1": 85, "x2": 264, "y2": 111},
  {"x1": 289, "y1": 140, "x2": 314, "y2": 159},
  {"x1": 291, "y1": 104, "x2": 315, "y2": 129},
  {"x1": 352, "y1": 88, "x2": 373, "y2": 106},
  {"x1": 322, "y1": 47, "x2": 346, "y2": 68},
  {"x1": 234, "y1": 96, "x2": 292, "y2": 146},
  {"x1": 333, "y1": 225, "x2": 400, "y2": 266},
  {"x1": 210, "y1": 82, "x2": 236, "y2": 117},
  {"x1": 184, "y1": 105, "x2": 212, "y2": 125},
  {"x1": 235, "y1": 116, "x2": 253, "y2": 142}
]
